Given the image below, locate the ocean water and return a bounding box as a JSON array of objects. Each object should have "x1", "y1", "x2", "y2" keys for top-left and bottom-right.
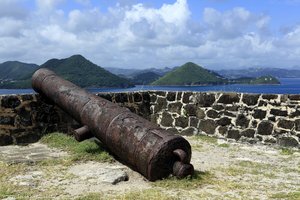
[{"x1": 1, "y1": 78, "x2": 300, "y2": 95}]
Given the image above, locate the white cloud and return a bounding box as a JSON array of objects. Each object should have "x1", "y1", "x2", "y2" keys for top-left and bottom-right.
[{"x1": 0, "y1": 0, "x2": 299, "y2": 69}]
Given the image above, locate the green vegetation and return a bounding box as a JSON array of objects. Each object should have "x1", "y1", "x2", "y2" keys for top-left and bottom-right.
[
  {"x1": 152, "y1": 62, "x2": 226, "y2": 86},
  {"x1": 77, "y1": 189, "x2": 177, "y2": 200},
  {"x1": 232, "y1": 75, "x2": 280, "y2": 85},
  {"x1": 0, "y1": 61, "x2": 38, "y2": 80},
  {"x1": 40, "y1": 132, "x2": 113, "y2": 163},
  {"x1": 0, "y1": 55, "x2": 133, "y2": 89},
  {"x1": 271, "y1": 191, "x2": 300, "y2": 200},
  {"x1": 131, "y1": 71, "x2": 161, "y2": 85}
]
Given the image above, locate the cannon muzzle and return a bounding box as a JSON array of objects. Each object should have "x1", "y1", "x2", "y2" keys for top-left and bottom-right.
[{"x1": 32, "y1": 68, "x2": 194, "y2": 181}]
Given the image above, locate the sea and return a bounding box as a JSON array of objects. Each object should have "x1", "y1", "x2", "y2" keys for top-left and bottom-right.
[{"x1": 1, "y1": 78, "x2": 300, "y2": 95}]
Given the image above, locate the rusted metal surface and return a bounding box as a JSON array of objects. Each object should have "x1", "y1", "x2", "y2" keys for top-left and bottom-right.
[{"x1": 32, "y1": 68, "x2": 194, "y2": 181}]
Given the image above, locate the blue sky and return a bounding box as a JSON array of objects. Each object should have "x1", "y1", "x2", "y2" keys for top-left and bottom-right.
[{"x1": 1, "y1": 0, "x2": 300, "y2": 69}]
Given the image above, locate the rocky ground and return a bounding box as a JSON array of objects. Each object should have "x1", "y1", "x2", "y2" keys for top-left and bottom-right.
[{"x1": 0, "y1": 134, "x2": 299, "y2": 200}]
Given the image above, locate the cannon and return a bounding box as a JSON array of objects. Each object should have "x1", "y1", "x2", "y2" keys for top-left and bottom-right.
[{"x1": 32, "y1": 68, "x2": 194, "y2": 181}]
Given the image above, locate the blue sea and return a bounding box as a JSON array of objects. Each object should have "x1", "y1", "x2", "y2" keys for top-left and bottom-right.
[{"x1": 1, "y1": 78, "x2": 300, "y2": 95}]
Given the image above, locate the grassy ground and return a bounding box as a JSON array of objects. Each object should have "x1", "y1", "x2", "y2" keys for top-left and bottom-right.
[{"x1": 0, "y1": 133, "x2": 299, "y2": 200}]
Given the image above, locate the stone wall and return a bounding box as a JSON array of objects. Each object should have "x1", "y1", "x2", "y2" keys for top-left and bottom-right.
[
  {"x1": 150, "y1": 92, "x2": 300, "y2": 148},
  {"x1": 0, "y1": 91, "x2": 299, "y2": 148}
]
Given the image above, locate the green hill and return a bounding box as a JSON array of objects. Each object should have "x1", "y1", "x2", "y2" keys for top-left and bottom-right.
[
  {"x1": 0, "y1": 61, "x2": 38, "y2": 80},
  {"x1": 131, "y1": 71, "x2": 161, "y2": 85},
  {"x1": 152, "y1": 62, "x2": 226, "y2": 85},
  {"x1": 0, "y1": 55, "x2": 133, "y2": 89}
]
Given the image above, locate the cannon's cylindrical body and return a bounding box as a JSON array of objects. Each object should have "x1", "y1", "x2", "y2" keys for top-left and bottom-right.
[{"x1": 32, "y1": 68, "x2": 193, "y2": 181}]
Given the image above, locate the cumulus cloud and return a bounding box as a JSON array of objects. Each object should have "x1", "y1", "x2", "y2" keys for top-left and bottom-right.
[{"x1": 0, "y1": 0, "x2": 299, "y2": 69}]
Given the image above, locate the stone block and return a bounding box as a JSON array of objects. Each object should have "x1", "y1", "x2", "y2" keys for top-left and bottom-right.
[
  {"x1": 288, "y1": 94, "x2": 300, "y2": 101},
  {"x1": 133, "y1": 93, "x2": 142, "y2": 102},
  {"x1": 277, "y1": 136, "x2": 299, "y2": 147},
  {"x1": 241, "y1": 129, "x2": 255, "y2": 138},
  {"x1": 155, "y1": 91, "x2": 167, "y2": 97},
  {"x1": 189, "y1": 117, "x2": 199, "y2": 127},
  {"x1": 253, "y1": 109, "x2": 266, "y2": 119},
  {"x1": 218, "y1": 126, "x2": 228, "y2": 135},
  {"x1": 207, "y1": 109, "x2": 220, "y2": 119},
  {"x1": 161, "y1": 112, "x2": 174, "y2": 127},
  {"x1": 1, "y1": 96, "x2": 21, "y2": 108},
  {"x1": 0, "y1": 116, "x2": 15, "y2": 126},
  {"x1": 217, "y1": 93, "x2": 240, "y2": 104},
  {"x1": 226, "y1": 105, "x2": 239, "y2": 111},
  {"x1": 212, "y1": 104, "x2": 224, "y2": 111},
  {"x1": 0, "y1": 134, "x2": 13, "y2": 146},
  {"x1": 236, "y1": 114, "x2": 250, "y2": 128},
  {"x1": 98, "y1": 93, "x2": 112, "y2": 102},
  {"x1": 167, "y1": 128, "x2": 179, "y2": 135},
  {"x1": 150, "y1": 94, "x2": 157, "y2": 103},
  {"x1": 199, "y1": 119, "x2": 217, "y2": 135},
  {"x1": 295, "y1": 119, "x2": 300, "y2": 131},
  {"x1": 142, "y1": 92, "x2": 150, "y2": 102},
  {"x1": 184, "y1": 104, "x2": 197, "y2": 116},
  {"x1": 17, "y1": 107, "x2": 32, "y2": 127},
  {"x1": 176, "y1": 92, "x2": 182, "y2": 101},
  {"x1": 21, "y1": 94, "x2": 34, "y2": 101},
  {"x1": 270, "y1": 109, "x2": 288, "y2": 117},
  {"x1": 257, "y1": 121, "x2": 273, "y2": 135},
  {"x1": 277, "y1": 119, "x2": 294, "y2": 130},
  {"x1": 262, "y1": 94, "x2": 278, "y2": 100},
  {"x1": 154, "y1": 97, "x2": 167, "y2": 112},
  {"x1": 227, "y1": 130, "x2": 241, "y2": 140},
  {"x1": 290, "y1": 110, "x2": 300, "y2": 118},
  {"x1": 182, "y1": 92, "x2": 192, "y2": 103},
  {"x1": 175, "y1": 116, "x2": 189, "y2": 128},
  {"x1": 222, "y1": 111, "x2": 236, "y2": 117},
  {"x1": 258, "y1": 100, "x2": 268, "y2": 107},
  {"x1": 168, "y1": 102, "x2": 182, "y2": 114},
  {"x1": 195, "y1": 93, "x2": 215, "y2": 107},
  {"x1": 114, "y1": 93, "x2": 128, "y2": 103},
  {"x1": 217, "y1": 117, "x2": 231, "y2": 126},
  {"x1": 181, "y1": 128, "x2": 196, "y2": 136},
  {"x1": 242, "y1": 94, "x2": 260, "y2": 106},
  {"x1": 166, "y1": 92, "x2": 176, "y2": 101}
]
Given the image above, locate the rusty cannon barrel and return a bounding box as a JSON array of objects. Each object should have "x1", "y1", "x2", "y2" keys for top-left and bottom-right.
[{"x1": 32, "y1": 68, "x2": 194, "y2": 181}]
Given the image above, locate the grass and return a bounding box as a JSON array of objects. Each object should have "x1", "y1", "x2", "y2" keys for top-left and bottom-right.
[
  {"x1": 271, "y1": 191, "x2": 300, "y2": 200},
  {"x1": 40, "y1": 132, "x2": 113, "y2": 163},
  {"x1": 280, "y1": 148, "x2": 298, "y2": 155},
  {"x1": 193, "y1": 134, "x2": 218, "y2": 144},
  {"x1": 153, "y1": 170, "x2": 213, "y2": 190},
  {"x1": 218, "y1": 143, "x2": 230, "y2": 148},
  {"x1": 76, "y1": 189, "x2": 178, "y2": 200}
]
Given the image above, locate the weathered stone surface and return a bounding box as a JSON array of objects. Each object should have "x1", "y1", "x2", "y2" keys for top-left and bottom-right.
[
  {"x1": 0, "y1": 116, "x2": 15, "y2": 126},
  {"x1": 280, "y1": 95, "x2": 288, "y2": 103},
  {"x1": 218, "y1": 126, "x2": 228, "y2": 135},
  {"x1": 166, "y1": 92, "x2": 176, "y2": 101},
  {"x1": 155, "y1": 91, "x2": 167, "y2": 97},
  {"x1": 142, "y1": 92, "x2": 150, "y2": 102},
  {"x1": 270, "y1": 109, "x2": 288, "y2": 117},
  {"x1": 21, "y1": 94, "x2": 34, "y2": 101},
  {"x1": 167, "y1": 128, "x2": 179, "y2": 134},
  {"x1": 0, "y1": 134, "x2": 13, "y2": 146},
  {"x1": 242, "y1": 94, "x2": 260, "y2": 106},
  {"x1": 154, "y1": 97, "x2": 167, "y2": 112},
  {"x1": 150, "y1": 94, "x2": 157, "y2": 103},
  {"x1": 217, "y1": 117, "x2": 231, "y2": 126},
  {"x1": 182, "y1": 92, "x2": 193, "y2": 103},
  {"x1": 262, "y1": 94, "x2": 278, "y2": 100},
  {"x1": 175, "y1": 92, "x2": 182, "y2": 101},
  {"x1": 268, "y1": 116, "x2": 276, "y2": 122},
  {"x1": 288, "y1": 94, "x2": 300, "y2": 101},
  {"x1": 68, "y1": 162, "x2": 128, "y2": 185},
  {"x1": 253, "y1": 109, "x2": 266, "y2": 119},
  {"x1": 241, "y1": 129, "x2": 255, "y2": 138},
  {"x1": 217, "y1": 93, "x2": 240, "y2": 104},
  {"x1": 114, "y1": 93, "x2": 128, "y2": 103},
  {"x1": 133, "y1": 93, "x2": 142, "y2": 102},
  {"x1": 277, "y1": 119, "x2": 294, "y2": 130},
  {"x1": 98, "y1": 93, "x2": 112, "y2": 102},
  {"x1": 175, "y1": 116, "x2": 189, "y2": 128},
  {"x1": 199, "y1": 119, "x2": 217, "y2": 135},
  {"x1": 160, "y1": 112, "x2": 174, "y2": 127},
  {"x1": 206, "y1": 109, "x2": 220, "y2": 119},
  {"x1": 290, "y1": 110, "x2": 300, "y2": 118},
  {"x1": 17, "y1": 107, "x2": 32, "y2": 126},
  {"x1": 190, "y1": 117, "x2": 199, "y2": 127},
  {"x1": 226, "y1": 105, "x2": 239, "y2": 111},
  {"x1": 264, "y1": 137, "x2": 277, "y2": 144},
  {"x1": 1, "y1": 96, "x2": 21, "y2": 108},
  {"x1": 184, "y1": 104, "x2": 197, "y2": 116},
  {"x1": 196, "y1": 108, "x2": 206, "y2": 119},
  {"x1": 195, "y1": 93, "x2": 215, "y2": 107},
  {"x1": 222, "y1": 111, "x2": 236, "y2": 117},
  {"x1": 227, "y1": 130, "x2": 241, "y2": 140},
  {"x1": 168, "y1": 102, "x2": 182, "y2": 114},
  {"x1": 212, "y1": 104, "x2": 224, "y2": 111},
  {"x1": 258, "y1": 100, "x2": 268, "y2": 107},
  {"x1": 236, "y1": 114, "x2": 250, "y2": 128},
  {"x1": 295, "y1": 119, "x2": 300, "y2": 131},
  {"x1": 181, "y1": 128, "x2": 196, "y2": 136},
  {"x1": 257, "y1": 121, "x2": 273, "y2": 135},
  {"x1": 251, "y1": 120, "x2": 258, "y2": 128},
  {"x1": 277, "y1": 136, "x2": 299, "y2": 147}
]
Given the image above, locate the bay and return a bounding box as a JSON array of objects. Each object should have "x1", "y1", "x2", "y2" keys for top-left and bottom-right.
[{"x1": 1, "y1": 78, "x2": 300, "y2": 95}]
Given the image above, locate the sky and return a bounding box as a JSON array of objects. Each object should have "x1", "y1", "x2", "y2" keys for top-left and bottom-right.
[{"x1": 1, "y1": 0, "x2": 300, "y2": 70}]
